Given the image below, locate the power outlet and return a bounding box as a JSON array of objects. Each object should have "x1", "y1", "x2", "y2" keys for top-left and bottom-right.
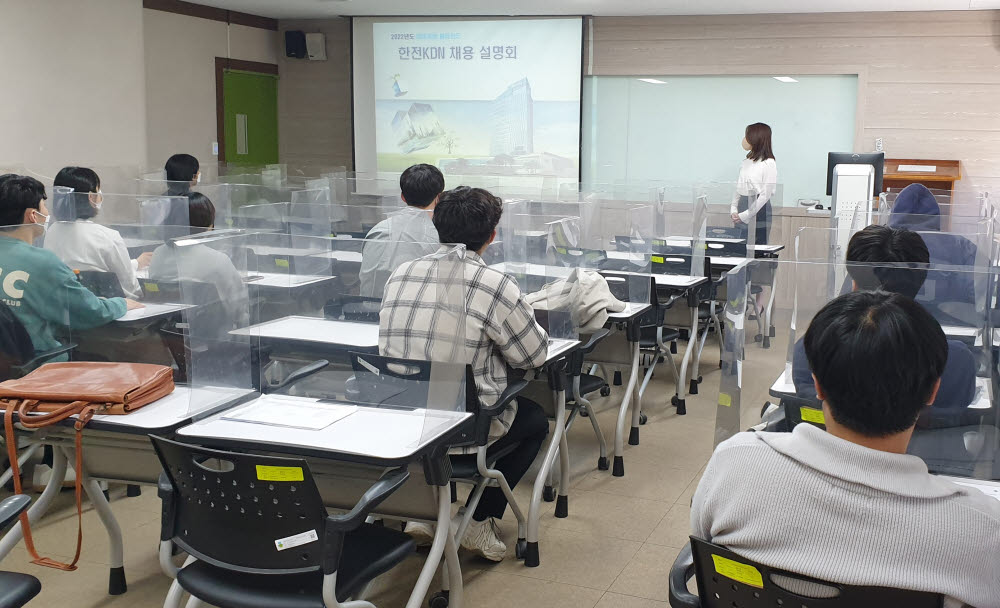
[
  {"x1": 212, "y1": 142, "x2": 219, "y2": 156},
  {"x1": 875, "y1": 137, "x2": 884, "y2": 153}
]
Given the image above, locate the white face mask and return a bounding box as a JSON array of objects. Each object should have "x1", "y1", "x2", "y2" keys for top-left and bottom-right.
[
  {"x1": 194, "y1": 172, "x2": 201, "y2": 185},
  {"x1": 92, "y1": 190, "x2": 103, "y2": 210}
]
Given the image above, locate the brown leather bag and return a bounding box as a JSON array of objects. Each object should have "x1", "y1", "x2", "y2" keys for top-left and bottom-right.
[{"x1": 1, "y1": 362, "x2": 174, "y2": 571}]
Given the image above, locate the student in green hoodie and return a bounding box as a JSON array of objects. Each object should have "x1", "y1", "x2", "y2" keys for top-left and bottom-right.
[{"x1": 0, "y1": 174, "x2": 142, "y2": 356}]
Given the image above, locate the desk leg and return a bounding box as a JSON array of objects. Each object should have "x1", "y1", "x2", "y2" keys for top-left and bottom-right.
[
  {"x1": 764, "y1": 262, "x2": 777, "y2": 348},
  {"x1": 66, "y1": 446, "x2": 127, "y2": 595},
  {"x1": 0, "y1": 443, "x2": 40, "y2": 489},
  {"x1": 672, "y1": 306, "x2": 698, "y2": 416},
  {"x1": 444, "y1": 527, "x2": 464, "y2": 608},
  {"x1": 526, "y1": 388, "x2": 566, "y2": 567},
  {"x1": 0, "y1": 442, "x2": 65, "y2": 561},
  {"x1": 555, "y1": 418, "x2": 570, "y2": 519},
  {"x1": 406, "y1": 487, "x2": 454, "y2": 608},
  {"x1": 613, "y1": 338, "x2": 641, "y2": 477}
]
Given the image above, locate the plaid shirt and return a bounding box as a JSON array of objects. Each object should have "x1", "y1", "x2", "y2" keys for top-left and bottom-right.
[{"x1": 380, "y1": 247, "x2": 549, "y2": 451}]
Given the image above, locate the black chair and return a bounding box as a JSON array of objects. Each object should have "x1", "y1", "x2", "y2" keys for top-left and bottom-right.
[
  {"x1": 151, "y1": 435, "x2": 414, "y2": 608},
  {"x1": 348, "y1": 353, "x2": 531, "y2": 563},
  {"x1": 0, "y1": 495, "x2": 41, "y2": 607},
  {"x1": 0, "y1": 302, "x2": 75, "y2": 381},
  {"x1": 76, "y1": 270, "x2": 125, "y2": 298},
  {"x1": 542, "y1": 329, "x2": 612, "y2": 499},
  {"x1": 327, "y1": 296, "x2": 382, "y2": 324},
  {"x1": 668, "y1": 537, "x2": 944, "y2": 608}
]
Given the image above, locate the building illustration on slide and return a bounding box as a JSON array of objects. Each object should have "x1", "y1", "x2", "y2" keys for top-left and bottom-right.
[
  {"x1": 490, "y1": 78, "x2": 534, "y2": 156},
  {"x1": 391, "y1": 102, "x2": 446, "y2": 154}
]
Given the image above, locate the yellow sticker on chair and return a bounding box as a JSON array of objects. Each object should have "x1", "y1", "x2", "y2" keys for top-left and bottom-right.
[
  {"x1": 718, "y1": 393, "x2": 732, "y2": 407},
  {"x1": 712, "y1": 554, "x2": 763, "y2": 588},
  {"x1": 651, "y1": 256, "x2": 664, "y2": 264},
  {"x1": 145, "y1": 283, "x2": 159, "y2": 293},
  {"x1": 800, "y1": 407, "x2": 825, "y2": 425},
  {"x1": 275, "y1": 258, "x2": 290, "y2": 268},
  {"x1": 256, "y1": 465, "x2": 304, "y2": 482}
]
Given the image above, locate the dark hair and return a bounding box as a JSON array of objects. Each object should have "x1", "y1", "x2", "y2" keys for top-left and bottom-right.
[
  {"x1": 745, "y1": 122, "x2": 775, "y2": 162},
  {"x1": 0, "y1": 174, "x2": 47, "y2": 228},
  {"x1": 433, "y1": 187, "x2": 502, "y2": 252},
  {"x1": 53, "y1": 166, "x2": 101, "y2": 221},
  {"x1": 804, "y1": 290, "x2": 947, "y2": 436},
  {"x1": 846, "y1": 225, "x2": 929, "y2": 299},
  {"x1": 165, "y1": 154, "x2": 200, "y2": 184},
  {"x1": 187, "y1": 192, "x2": 216, "y2": 231},
  {"x1": 399, "y1": 164, "x2": 445, "y2": 208}
]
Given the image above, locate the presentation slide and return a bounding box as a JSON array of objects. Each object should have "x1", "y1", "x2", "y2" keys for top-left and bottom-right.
[{"x1": 353, "y1": 18, "x2": 583, "y2": 178}]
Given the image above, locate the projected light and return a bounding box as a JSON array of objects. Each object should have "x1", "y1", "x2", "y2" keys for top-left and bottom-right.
[
  {"x1": 772, "y1": 76, "x2": 799, "y2": 83},
  {"x1": 637, "y1": 78, "x2": 667, "y2": 84}
]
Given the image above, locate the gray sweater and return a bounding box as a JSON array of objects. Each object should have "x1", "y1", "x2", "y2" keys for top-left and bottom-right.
[{"x1": 691, "y1": 424, "x2": 1000, "y2": 608}]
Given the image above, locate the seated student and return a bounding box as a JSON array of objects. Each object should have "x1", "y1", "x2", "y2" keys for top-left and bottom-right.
[
  {"x1": 0, "y1": 175, "x2": 141, "y2": 356},
  {"x1": 359, "y1": 164, "x2": 443, "y2": 297},
  {"x1": 158, "y1": 154, "x2": 201, "y2": 226},
  {"x1": 888, "y1": 183, "x2": 978, "y2": 323},
  {"x1": 693, "y1": 290, "x2": 1000, "y2": 608},
  {"x1": 147, "y1": 192, "x2": 248, "y2": 327},
  {"x1": 43, "y1": 167, "x2": 147, "y2": 299},
  {"x1": 380, "y1": 186, "x2": 549, "y2": 561},
  {"x1": 792, "y1": 225, "x2": 976, "y2": 419},
  {"x1": 164, "y1": 154, "x2": 201, "y2": 196}
]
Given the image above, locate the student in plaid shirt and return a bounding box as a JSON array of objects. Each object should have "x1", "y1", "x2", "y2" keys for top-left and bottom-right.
[{"x1": 380, "y1": 186, "x2": 550, "y2": 562}]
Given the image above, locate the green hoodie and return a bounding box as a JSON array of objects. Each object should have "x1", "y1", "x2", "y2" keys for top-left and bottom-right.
[{"x1": 0, "y1": 234, "x2": 126, "y2": 355}]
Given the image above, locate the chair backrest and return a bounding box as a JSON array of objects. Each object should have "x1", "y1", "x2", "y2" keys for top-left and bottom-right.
[
  {"x1": 780, "y1": 394, "x2": 826, "y2": 430},
  {"x1": 339, "y1": 295, "x2": 382, "y2": 323},
  {"x1": 706, "y1": 236, "x2": 748, "y2": 259},
  {"x1": 349, "y1": 352, "x2": 478, "y2": 446},
  {"x1": 151, "y1": 435, "x2": 328, "y2": 574},
  {"x1": 76, "y1": 270, "x2": 125, "y2": 298},
  {"x1": 689, "y1": 537, "x2": 944, "y2": 607},
  {"x1": 0, "y1": 301, "x2": 35, "y2": 379},
  {"x1": 141, "y1": 279, "x2": 234, "y2": 336}
]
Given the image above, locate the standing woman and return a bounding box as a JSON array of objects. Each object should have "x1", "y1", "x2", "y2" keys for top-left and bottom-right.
[{"x1": 730, "y1": 122, "x2": 777, "y2": 246}]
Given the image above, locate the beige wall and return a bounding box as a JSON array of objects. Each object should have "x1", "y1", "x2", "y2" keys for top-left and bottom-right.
[
  {"x1": 0, "y1": 0, "x2": 147, "y2": 177},
  {"x1": 588, "y1": 11, "x2": 1000, "y2": 180},
  {"x1": 276, "y1": 18, "x2": 354, "y2": 170},
  {"x1": 143, "y1": 9, "x2": 279, "y2": 170}
]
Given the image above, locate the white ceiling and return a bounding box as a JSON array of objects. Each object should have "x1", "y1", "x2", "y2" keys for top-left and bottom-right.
[{"x1": 192, "y1": 0, "x2": 1000, "y2": 20}]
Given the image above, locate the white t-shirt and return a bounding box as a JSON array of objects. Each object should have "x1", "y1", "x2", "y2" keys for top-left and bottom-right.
[
  {"x1": 730, "y1": 158, "x2": 778, "y2": 223},
  {"x1": 43, "y1": 220, "x2": 141, "y2": 298}
]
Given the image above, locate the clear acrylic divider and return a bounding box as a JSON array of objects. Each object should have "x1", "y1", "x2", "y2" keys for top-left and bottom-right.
[
  {"x1": 164, "y1": 231, "x2": 257, "y2": 418},
  {"x1": 732, "y1": 255, "x2": 997, "y2": 481},
  {"x1": 347, "y1": 176, "x2": 402, "y2": 207},
  {"x1": 696, "y1": 185, "x2": 758, "y2": 259},
  {"x1": 647, "y1": 187, "x2": 709, "y2": 279},
  {"x1": 716, "y1": 263, "x2": 749, "y2": 446},
  {"x1": 350, "y1": 243, "x2": 471, "y2": 447}
]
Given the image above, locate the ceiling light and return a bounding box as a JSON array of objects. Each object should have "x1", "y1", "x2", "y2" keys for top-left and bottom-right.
[
  {"x1": 637, "y1": 78, "x2": 667, "y2": 84},
  {"x1": 773, "y1": 76, "x2": 798, "y2": 83}
]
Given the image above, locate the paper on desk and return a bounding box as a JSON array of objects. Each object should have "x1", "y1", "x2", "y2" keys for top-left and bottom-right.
[
  {"x1": 223, "y1": 397, "x2": 357, "y2": 430},
  {"x1": 897, "y1": 164, "x2": 937, "y2": 173},
  {"x1": 118, "y1": 302, "x2": 189, "y2": 322}
]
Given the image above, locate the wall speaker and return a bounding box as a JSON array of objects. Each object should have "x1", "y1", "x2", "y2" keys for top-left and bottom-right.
[{"x1": 285, "y1": 30, "x2": 306, "y2": 58}]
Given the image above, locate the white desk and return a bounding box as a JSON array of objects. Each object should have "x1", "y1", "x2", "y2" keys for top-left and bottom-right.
[
  {"x1": 608, "y1": 302, "x2": 652, "y2": 320},
  {"x1": 247, "y1": 272, "x2": 337, "y2": 289},
  {"x1": 942, "y1": 476, "x2": 1000, "y2": 502},
  {"x1": 179, "y1": 396, "x2": 471, "y2": 463},
  {"x1": 115, "y1": 302, "x2": 193, "y2": 324},
  {"x1": 770, "y1": 371, "x2": 992, "y2": 410},
  {"x1": 248, "y1": 245, "x2": 328, "y2": 258},
  {"x1": 0, "y1": 384, "x2": 253, "y2": 584},
  {"x1": 309, "y1": 250, "x2": 364, "y2": 263},
  {"x1": 231, "y1": 316, "x2": 379, "y2": 349}
]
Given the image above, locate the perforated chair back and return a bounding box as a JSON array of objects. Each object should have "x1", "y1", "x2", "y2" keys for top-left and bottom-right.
[
  {"x1": 76, "y1": 270, "x2": 125, "y2": 298},
  {"x1": 151, "y1": 435, "x2": 328, "y2": 574},
  {"x1": 687, "y1": 537, "x2": 943, "y2": 608}
]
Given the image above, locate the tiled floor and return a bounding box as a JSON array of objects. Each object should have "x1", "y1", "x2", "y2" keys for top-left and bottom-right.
[{"x1": 0, "y1": 324, "x2": 792, "y2": 608}]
